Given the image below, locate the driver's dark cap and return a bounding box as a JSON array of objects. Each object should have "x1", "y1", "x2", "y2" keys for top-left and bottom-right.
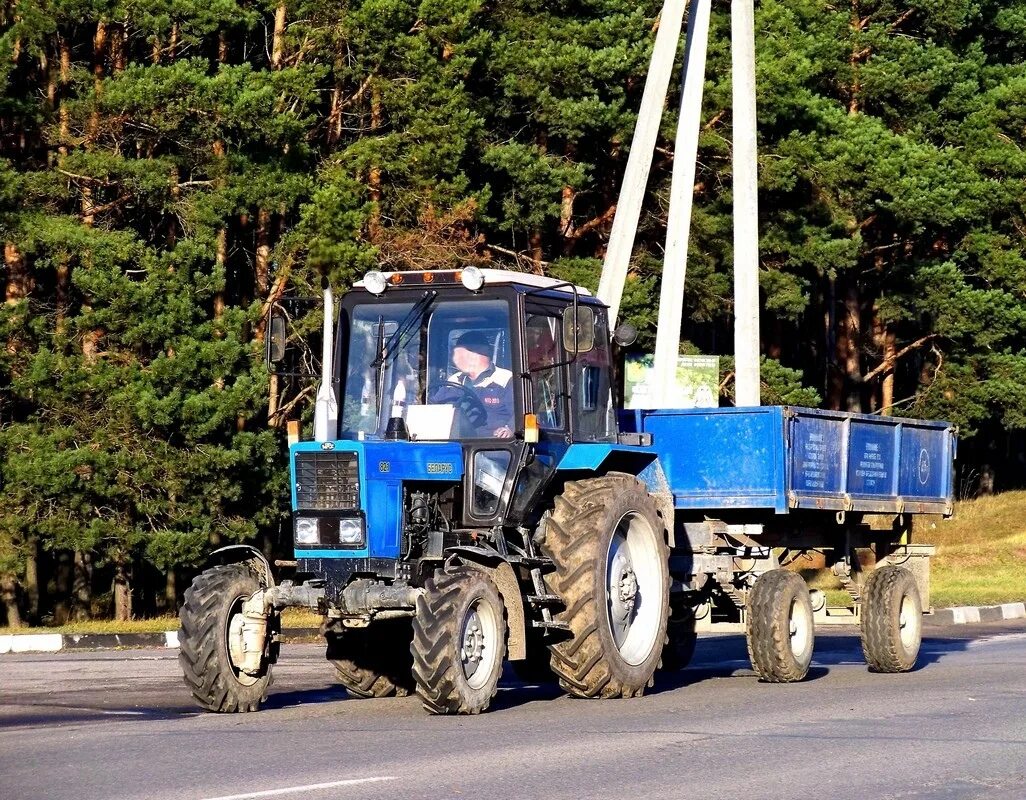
[{"x1": 454, "y1": 331, "x2": 492, "y2": 358}]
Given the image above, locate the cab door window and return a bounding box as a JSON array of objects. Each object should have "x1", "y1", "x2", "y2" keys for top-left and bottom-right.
[{"x1": 525, "y1": 313, "x2": 566, "y2": 430}]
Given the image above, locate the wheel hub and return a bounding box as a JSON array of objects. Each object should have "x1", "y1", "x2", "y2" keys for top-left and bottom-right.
[{"x1": 461, "y1": 609, "x2": 486, "y2": 676}]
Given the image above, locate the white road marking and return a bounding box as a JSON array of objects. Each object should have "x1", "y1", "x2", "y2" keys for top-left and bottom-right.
[
  {"x1": 199, "y1": 776, "x2": 397, "y2": 800},
  {"x1": 967, "y1": 632, "x2": 1026, "y2": 648},
  {"x1": 99, "y1": 710, "x2": 146, "y2": 716}
]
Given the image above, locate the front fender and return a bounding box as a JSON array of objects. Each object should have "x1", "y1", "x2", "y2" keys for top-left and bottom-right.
[{"x1": 206, "y1": 545, "x2": 275, "y2": 588}]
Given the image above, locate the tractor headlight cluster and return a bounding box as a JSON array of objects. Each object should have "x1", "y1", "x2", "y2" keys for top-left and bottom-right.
[
  {"x1": 338, "y1": 518, "x2": 363, "y2": 545},
  {"x1": 295, "y1": 517, "x2": 319, "y2": 545},
  {"x1": 293, "y1": 515, "x2": 366, "y2": 549}
]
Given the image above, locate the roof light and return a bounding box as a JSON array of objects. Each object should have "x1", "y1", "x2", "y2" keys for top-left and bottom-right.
[
  {"x1": 364, "y1": 270, "x2": 387, "y2": 295},
  {"x1": 460, "y1": 266, "x2": 485, "y2": 292}
]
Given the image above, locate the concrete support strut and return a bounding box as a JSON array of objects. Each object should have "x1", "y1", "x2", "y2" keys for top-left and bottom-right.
[
  {"x1": 731, "y1": 0, "x2": 761, "y2": 407},
  {"x1": 651, "y1": 0, "x2": 711, "y2": 408},
  {"x1": 597, "y1": 0, "x2": 689, "y2": 327}
]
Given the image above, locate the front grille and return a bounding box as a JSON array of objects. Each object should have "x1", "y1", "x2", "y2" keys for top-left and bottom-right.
[{"x1": 295, "y1": 451, "x2": 360, "y2": 510}]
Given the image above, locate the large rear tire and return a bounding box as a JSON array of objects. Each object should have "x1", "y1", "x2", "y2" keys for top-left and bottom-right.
[
  {"x1": 541, "y1": 474, "x2": 670, "y2": 699},
  {"x1": 178, "y1": 563, "x2": 274, "y2": 712},
  {"x1": 860, "y1": 565, "x2": 922, "y2": 672},
  {"x1": 326, "y1": 620, "x2": 415, "y2": 698},
  {"x1": 411, "y1": 567, "x2": 507, "y2": 714},
  {"x1": 745, "y1": 569, "x2": 814, "y2": 683}
]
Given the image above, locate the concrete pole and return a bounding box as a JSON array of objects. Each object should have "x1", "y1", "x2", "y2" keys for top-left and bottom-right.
[
  {"x1": 597, "y1": 0, "x2": 689, "y2": 326},
  {"x1": 731, "y1": 0, "x2": 762, "y2": 406},
  {"x1": 651, "y1": 0, "x2": 711, "y2": 408}
]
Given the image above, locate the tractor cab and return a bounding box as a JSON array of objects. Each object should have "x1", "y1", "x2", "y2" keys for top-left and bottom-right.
[{"x1": 323, "y1": 268, "x2": 617, "y2": 531}]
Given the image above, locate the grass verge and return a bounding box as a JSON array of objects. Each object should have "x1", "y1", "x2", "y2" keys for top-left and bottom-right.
[{"x1": 0, "y1": 608, "x2": 322, "y2": 636}]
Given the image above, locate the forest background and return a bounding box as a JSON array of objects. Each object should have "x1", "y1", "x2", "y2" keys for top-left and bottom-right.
[{"x1": 1, "y1": 0, "x2": 1025, "y2": 626}]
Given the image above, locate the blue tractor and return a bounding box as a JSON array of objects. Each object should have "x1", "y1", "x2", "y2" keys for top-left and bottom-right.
[{"x1": 177, "y1": 267, "x2": 954, "y2": 715}]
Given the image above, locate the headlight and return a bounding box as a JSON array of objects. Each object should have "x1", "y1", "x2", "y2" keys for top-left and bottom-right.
[
  {"x1": 338, "y1": 518, "x2": 364, "y2": 545},
  {"x1": 460, "y1": 266, "x2": 485, "y2": 292},
  {"x1": 295, "y1": 517, "x2": 319, "y2": 545},
  {"x1": 364, "y1": 270, "x2": 387, "y2": 295}
]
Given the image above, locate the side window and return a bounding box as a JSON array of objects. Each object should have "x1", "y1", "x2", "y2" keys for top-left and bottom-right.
[
  {"x1": 572, "y1": 312, "x2": 616, "y2": 442},
  {"x1": 525, "y1": 313, "x2": 566, "y2": 430}
]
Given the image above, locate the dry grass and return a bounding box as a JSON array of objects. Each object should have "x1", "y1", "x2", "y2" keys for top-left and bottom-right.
[
  {"x1": 916, "y1": 490, "x2": 1026, "y2": 607},
  {"x1": 0, "y1": 608, "x2": 323, "y2": 636}
]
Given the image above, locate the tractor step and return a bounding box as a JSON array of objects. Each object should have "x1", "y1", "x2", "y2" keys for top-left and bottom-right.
[
  {"x1": 526, "y1": 594, "x2": 562, "y2": 605},
  {"x1": 531, "y1": 619, "x2": 570, "y2": 631}
]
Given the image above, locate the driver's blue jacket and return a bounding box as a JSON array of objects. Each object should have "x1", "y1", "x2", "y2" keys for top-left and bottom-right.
[{"x1": 436, "y1": 365, "x2": 514, "y2": 435}]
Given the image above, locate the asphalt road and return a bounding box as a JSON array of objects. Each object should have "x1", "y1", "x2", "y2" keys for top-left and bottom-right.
[{"x1": 2, "y1": 621, "x2": 1025, "y2": 800}]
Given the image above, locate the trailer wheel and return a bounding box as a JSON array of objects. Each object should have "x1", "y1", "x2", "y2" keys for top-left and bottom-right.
[
  {"x1": 326, "y1": 620, "x2": 415, "y2": 699},
  {"x1": 745, "y1": 569, "x2": 814, "y2": 683},
  {"x1": 178, "y1": 564, "x2": 274, "y2": 712},
  {"x1": 860, "y1": 565, "x2": 922, "y2": 672},
  {"x1": 411, "y1": 567, "x2": 507, "y2": 714},
  {"x1": 541, "y1": 474, "x2": 670, "y2": 698}
]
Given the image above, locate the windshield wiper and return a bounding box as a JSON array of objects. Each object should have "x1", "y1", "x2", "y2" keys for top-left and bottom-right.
[
  {"x1": 371, "y1": 290, "x2": 436, "y2": 419},
  {"x1": 371, "y1": 290, "x2": 436, "y2": 369}
]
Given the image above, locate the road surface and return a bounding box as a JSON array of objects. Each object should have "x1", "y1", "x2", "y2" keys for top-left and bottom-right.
[{"x1": 2, "y1": 622, "x2": 1024, "y2": 800}]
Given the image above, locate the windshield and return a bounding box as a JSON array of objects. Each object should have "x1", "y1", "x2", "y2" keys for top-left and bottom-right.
[{"x1": 341, "y1": 297, "x2": 514, "y2": 441}]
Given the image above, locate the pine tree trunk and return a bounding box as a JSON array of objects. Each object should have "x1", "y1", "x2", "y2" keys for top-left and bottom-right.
[
  {"x1": 255, "y1": 208, "x2": 271, "y2": 298},
  {"x1": 880, "y1": 329, "x2": 896, "y2": 414},
  {"x1": 368, "y1": 85, "x2": 382, "y2": 243},
  {"x1": 113, "y1": 558, "x2": 132, "y2": 621},
  {"x1": 87, "y1": 20, "x2": 108, "y2": 147},
  {"x1": 528, "y1": 228, "x2": 544, "y2": 274},
  {"x1": 23, "y1": 539, "x2": 39, "y2": 623},
  {"x1": 165, "y1": 567, "x2": 176, "y2": 612},
  {"x1": 73, "y1": 549, "x2": 92, "y2": 620},
  {"x1": 0, "y1": 573, "x2": 21, "y2": 629},
  {"x1": 842, "y1": 283, "x2": 862, "y2": 412},
  {"x1": 54, "y1": 550, "x2": 73, "y2": 624},
  {"x1": 271, "y1": 3, "x2": 287, "y2": 69},
  {"x1": 58, "y1": 37, "x2": 70, "y2": 157}
]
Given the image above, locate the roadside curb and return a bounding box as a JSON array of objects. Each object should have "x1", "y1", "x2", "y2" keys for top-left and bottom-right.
[
  {"x1": 928, "y1": 603, "x2": 1026, "y2": 626},
  {"x1": 0, "y1": 628, "x2": 322, "y2": 655},
  {"x1": 3, "y1": 605, "x2": 1026, "y2": 654}
]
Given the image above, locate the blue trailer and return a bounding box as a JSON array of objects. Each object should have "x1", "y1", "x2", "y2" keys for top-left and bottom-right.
[{"x1": 178, "y1": 269, "x2": 955, "y2": 715}]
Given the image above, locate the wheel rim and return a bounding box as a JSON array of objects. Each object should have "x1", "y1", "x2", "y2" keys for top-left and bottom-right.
[
  {"x1": 460, "y1": 597, "x2": 501, "y2": 690},
  {"x1": 788, "y1": 596, "x2": 812, "y2": 659},
  {"x1": 225, "y1": 594, "x2": 260, "y2": 687},
  {"x1": 898, "y1": 593, "x2": 919, "y2": 650},
  {"x1": 605, "y1": 510, "x2": 664, "y2": 666}
]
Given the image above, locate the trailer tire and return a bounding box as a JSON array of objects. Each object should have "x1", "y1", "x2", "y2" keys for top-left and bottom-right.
[
  {"x1": 860, "y1": 565, "x2": 922, "y2": 673},
  {"x1": 178, "y1": 564, "x2": 274, "y2": 713},
  {"x1": 411, "y1": 566, "x2": 507, "y2": 714},
  {"x1": 745, "y1": 569, "x2": 814, "y2": 683},
  {"x1": 541, "y1": 474, "x2": 670, "y2": 698},
  {"x1": 326, "y1": 620, "x2": 415, "y2": 699}
]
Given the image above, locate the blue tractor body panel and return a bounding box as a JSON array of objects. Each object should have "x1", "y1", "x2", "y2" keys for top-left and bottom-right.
[
  {"x1": 618, "y1": 406, "x2": 955, "y2": 516},
  {"x1": 290, "y1": 440, "x2": 464, "y2": 560}
]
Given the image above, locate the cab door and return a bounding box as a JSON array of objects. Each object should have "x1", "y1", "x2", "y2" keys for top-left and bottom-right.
[{"x1": 506, "y1": 300, "x2": 572, "y2": 524}]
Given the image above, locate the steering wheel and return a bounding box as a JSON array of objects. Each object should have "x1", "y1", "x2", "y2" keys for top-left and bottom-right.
[{"x1": 431, "y1": 380, "x2": 489, "y2": 430}]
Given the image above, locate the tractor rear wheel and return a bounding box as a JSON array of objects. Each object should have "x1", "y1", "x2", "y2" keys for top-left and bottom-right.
[
  {"x1": 411, "y1": 566, "x2": 507, "y2": 714},
  {"x1": 178, "y1": 563, "x2": 275, "y2": 712},
  {"x1": 745, "y1": 569, "x2": 815, "y2": 683},
  {"x1": 860, "y1": 565, "x2": 922, "y2": 672},
  {"x1": 326, "y1": 620, "x2": 415, "y2": 698},
  {"x1": 541, "y1": 474, "x2": 670, "y2": 698}
]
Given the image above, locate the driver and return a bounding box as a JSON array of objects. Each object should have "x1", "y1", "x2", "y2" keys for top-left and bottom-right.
[{"x1": 435, "y1": 331, "x2": 514, "y2": 438}]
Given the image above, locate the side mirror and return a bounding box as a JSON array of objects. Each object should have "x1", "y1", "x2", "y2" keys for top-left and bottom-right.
[
  {"x1": 562, "y1": 305, "x2": 595, "y2": 354},
  {"x1": 612, "y1": 323, "x2": 638, "y2": 347},
  {"x1": 267, "y1": 307, "x2": 288, "y2": 365}
]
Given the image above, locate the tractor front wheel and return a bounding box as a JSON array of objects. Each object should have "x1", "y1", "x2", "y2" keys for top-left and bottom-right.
[
  {"x1": 178, "y1": 563, "x2": 275, "y2": 712},
  {"x1": 411, "y1": 567, "x2": 507, "y2": 714}
]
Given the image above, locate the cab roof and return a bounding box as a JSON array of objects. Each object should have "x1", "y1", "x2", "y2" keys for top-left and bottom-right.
[{"x1": 352, "y1": 268, "x2": 594, "y2": 298}]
